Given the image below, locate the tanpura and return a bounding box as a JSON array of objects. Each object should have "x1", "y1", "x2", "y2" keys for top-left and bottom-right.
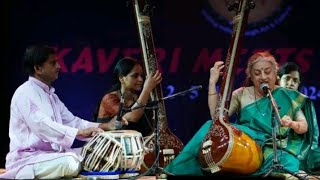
[
  {"x1": 198, "y1": 0, "x2": 263, "y2": 175},
  {"x1": 132, "y1": 0, "x2": 184, "y2": 172}
]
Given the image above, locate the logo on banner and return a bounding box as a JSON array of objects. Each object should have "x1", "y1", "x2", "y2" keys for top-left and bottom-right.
[{"x1": 201, "y1": 0, "x2": 292, "y2": 36}]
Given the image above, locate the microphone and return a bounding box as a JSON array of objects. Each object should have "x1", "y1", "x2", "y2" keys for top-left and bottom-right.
[
  {"x1": 260, "y1": 83, "x2": 270, "y2": 95},
  {"x1": 115, "y1": 92, "x2": 125, "y2": 130}
]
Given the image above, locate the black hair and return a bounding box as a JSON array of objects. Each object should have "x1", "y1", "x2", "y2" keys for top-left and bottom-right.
[
  {"x1": 108, "y1": 57, "x2": 142, "y2": 93},
  {"x1": 278, "y1": 62, "x2": 301, "y2": 80},
  {"x1": 23, "y1": 44, "x2": 56, "y2": 76},
  {"x1": 92, "y1": 57, "x2": 142, "y2": 121},
  {"x1": 278, "y1": 61, "x2": 302, "y2": 90}
]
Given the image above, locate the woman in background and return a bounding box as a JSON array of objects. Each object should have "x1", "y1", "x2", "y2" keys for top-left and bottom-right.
[
  {"x1": 278, "y1": 62, "x2": 302, "y2": 91},
  {"x1": 94, "y1": 57, "x2": 162, "y2": 137},
  {"x1": 277, "y1": 61, "x2": 320, "y2": 174}
]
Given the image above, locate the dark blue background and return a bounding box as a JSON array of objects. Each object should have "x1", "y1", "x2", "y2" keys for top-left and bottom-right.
[{"x1": 1, "y1": 0, "x2": 320, "y2": 168}]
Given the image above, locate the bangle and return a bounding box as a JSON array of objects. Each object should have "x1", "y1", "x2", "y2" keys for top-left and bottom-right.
[
  {"x1": 136, "y1": 100, "x2": 146, "y2": 107},
  {"x1": 208, "y1": 92, "x2": 217, "y2": 96}
]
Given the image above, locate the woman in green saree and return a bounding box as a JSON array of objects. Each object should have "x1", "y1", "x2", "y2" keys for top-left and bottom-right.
[
  {"x1": 164, "y1": 51, "x2": 318, "y2": 177},
  {"x1": 277, "y1": 61, "x2": 320, "y2": 174}
]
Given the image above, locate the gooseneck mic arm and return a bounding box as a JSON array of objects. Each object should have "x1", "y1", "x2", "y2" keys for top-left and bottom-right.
[
  {"x1": 124, "y1": 85, "x2": 203, "y2": 112},
  {"x1": 260, "y1": 83, "x2": 282, "y2": 125},
  {"x1": 114, "y1": 92, "x2": 125, "y2": 130},
  {"x1": 162, "y1": 85, "x2": 202, "y2": 101}
]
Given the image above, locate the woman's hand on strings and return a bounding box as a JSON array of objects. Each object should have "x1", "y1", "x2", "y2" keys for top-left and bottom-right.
[
  {"x1": 209, "y1": 61, "x2": 225, "y2": 85},
  {"x1": 144, "y1": 70, "x2": 162, "y2": 91}
]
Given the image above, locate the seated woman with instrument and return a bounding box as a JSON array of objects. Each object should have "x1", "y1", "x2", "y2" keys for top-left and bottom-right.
[
  {"x1": 164, "y1": 51, "x2": 318, "y2": 177},
  {"x1": 93, "y1": 56, "x2": 162, "y2": 137}
]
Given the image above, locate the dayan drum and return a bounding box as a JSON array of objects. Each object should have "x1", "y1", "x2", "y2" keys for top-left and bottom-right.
[
  {"x1": 106, "y1": 130, "x2": 145, "y2": 171},
  {"x1": 81, "y1": 130, "x2": 145, "y2": 173},
  {"x1": 81, "y1": 132, "x2": 122, "y2": 172}
]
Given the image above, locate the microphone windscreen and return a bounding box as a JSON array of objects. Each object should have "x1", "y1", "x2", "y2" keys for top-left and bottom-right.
[
  {"x1": 260, "y1": 83, "x2": 269, "y2": 94},
  {"x1": 260, "y1": 83, "x2": 268, "y2": 90}
]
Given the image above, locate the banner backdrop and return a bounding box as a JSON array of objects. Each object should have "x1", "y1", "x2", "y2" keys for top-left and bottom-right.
[{"x1": 1, "y1": 0, "x2": 320, "y2": 167}]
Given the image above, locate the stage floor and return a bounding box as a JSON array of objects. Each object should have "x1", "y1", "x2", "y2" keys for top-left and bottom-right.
[{"x1": 1, "y1": 169, "x2": 319, "y2": 179}]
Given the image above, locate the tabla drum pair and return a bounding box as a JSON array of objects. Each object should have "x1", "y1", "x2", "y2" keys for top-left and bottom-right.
[{"x1": 80, "y1": 130, "x2": 144, "y2": 178}]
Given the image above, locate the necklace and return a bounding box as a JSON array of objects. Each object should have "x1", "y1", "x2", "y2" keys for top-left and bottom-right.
[{"x1": 253, "y1": 88, "x2": 270, "y2": 117}]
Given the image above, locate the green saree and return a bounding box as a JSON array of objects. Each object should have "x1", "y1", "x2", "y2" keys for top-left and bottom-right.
[{"x1": 164, "y1": 87, "x2": 319, "y2": 176}]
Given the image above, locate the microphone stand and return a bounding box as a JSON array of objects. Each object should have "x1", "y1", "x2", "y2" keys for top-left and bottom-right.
[
  {"x1": 262, "y1": 90, "x2": 304, "y2": 180},
  {"x1": 149, "y1": 102, "x2": 163, "y2": 178},
  {"x1": 115, "y1": 92, "x2": 125, "y2": 130},
  {"x1": 125, "y1": 86, "x2": 202, "y2": 179}
]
